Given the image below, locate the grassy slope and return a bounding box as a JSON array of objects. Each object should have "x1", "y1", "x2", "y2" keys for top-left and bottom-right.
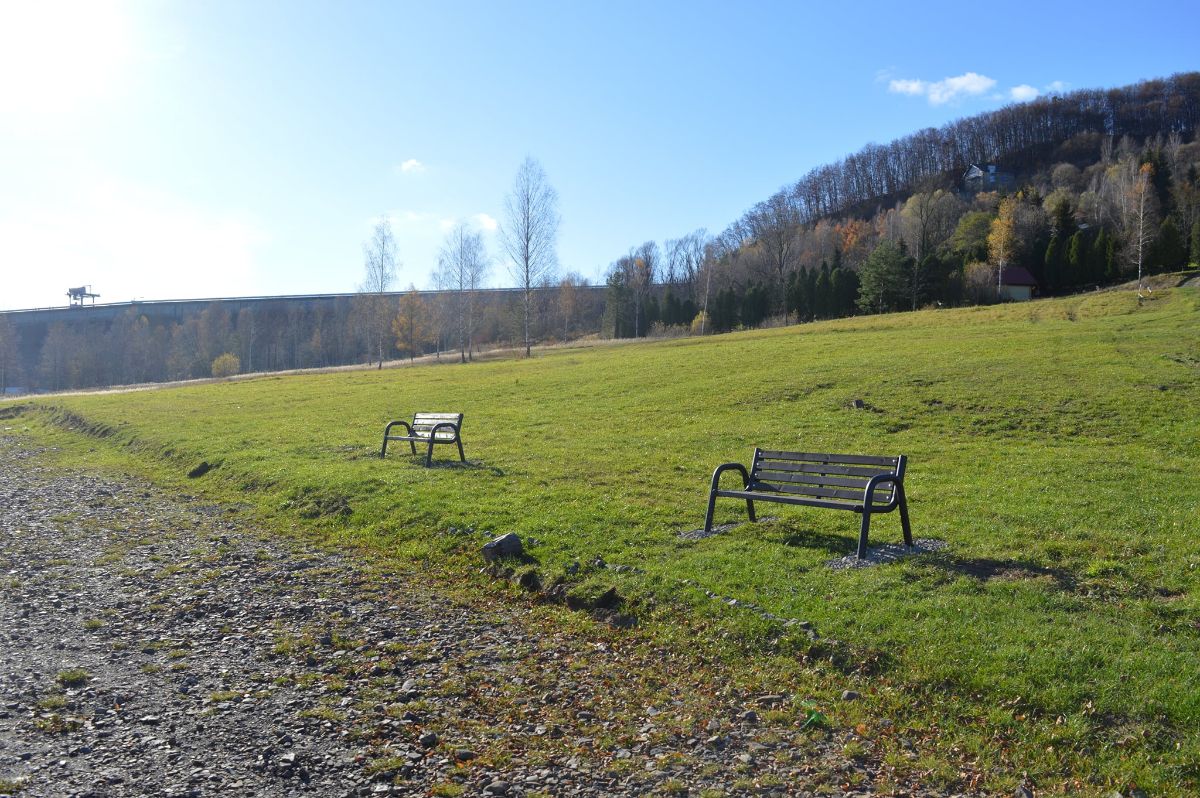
[{"x1": 12, "y1": 285, "x2": 1200, "y2": 794}]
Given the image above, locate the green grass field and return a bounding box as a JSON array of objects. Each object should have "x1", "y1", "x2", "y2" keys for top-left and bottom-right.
[{"x1": 8, "y1": 283, "x2": 1199, "y2": 795}]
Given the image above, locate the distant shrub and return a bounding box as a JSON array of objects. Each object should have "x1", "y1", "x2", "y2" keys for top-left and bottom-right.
[
  {"x1": 647, "y1": 322, "x2": 689, "y2": 339},
  {"x1": 211, "y1": 352, "x2": 241, "y2": 378},
  {"x1": 963, "y1": 262, "x2": 998, "y2": 305},
  {"x1": 689, "y1": 311, "x2": 710, "y2": 335}
]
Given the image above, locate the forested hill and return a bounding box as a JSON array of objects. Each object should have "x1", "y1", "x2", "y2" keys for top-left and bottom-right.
[
  {"x1": 598, "y1": 71, "x2": 1199, "y2": 338},
  {"x1": 722, "y1": 72, "x2": 1200, "y2": 242}
]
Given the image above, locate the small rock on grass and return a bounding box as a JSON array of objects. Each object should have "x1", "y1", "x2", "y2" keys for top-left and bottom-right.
[{"x1": 481, "y1": 533, "x2": 523, "y2": 562}]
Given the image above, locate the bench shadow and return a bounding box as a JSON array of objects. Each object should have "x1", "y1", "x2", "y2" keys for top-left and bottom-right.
[
  {"x1": 423, "y1": 459, "x2": 504, "y2": 476},
  {"x1": 779, "y1": 529, "x2": 859, "y2": 557},
  {"x1": 921, "y1": 552, "x2": 1076, "y2": 591}
]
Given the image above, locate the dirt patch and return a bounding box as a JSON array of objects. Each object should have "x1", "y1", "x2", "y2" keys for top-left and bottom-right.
[
  {"x1": 0, "y1": 404, "x2": 29, "y2": 420},
  {"x1": 283, "y1": 486, "x2": 352, "y2": 519}
]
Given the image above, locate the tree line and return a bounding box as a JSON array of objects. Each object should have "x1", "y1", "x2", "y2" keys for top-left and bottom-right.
[{"x1": 0, "y1": 282, "x2": 607, "y2": 394}]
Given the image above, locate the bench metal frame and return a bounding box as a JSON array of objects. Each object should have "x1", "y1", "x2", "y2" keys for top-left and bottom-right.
[
  {"x1": 704, "y1": 448, "x2": 912, "y2": 559},
  {"x1": 381, "y1": 412, "x2": 466, "y2": 467}
]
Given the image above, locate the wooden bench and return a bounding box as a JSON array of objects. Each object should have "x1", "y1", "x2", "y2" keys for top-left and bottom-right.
[
  {"x1": 704, "y1": 448, "x2": 912, "y2": 559},
  {"x1": 380, "y1": 413, "x2": 466, "y2": 467}
]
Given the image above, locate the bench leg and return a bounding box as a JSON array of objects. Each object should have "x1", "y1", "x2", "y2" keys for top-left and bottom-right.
[
  {"x1": 409, "y1": 439, "x2": 417, "y2": 456},
  {"x1": 380, "y1": 437, "x2": 388, "y2": 458},
  {"x1": 897, "y1": 483, "x2": 913, "y2": 547},
  {"x1": 857, "y1": 510, "x2": 872, "y2": 559},
  {"x1": 425, "y1": 438, "x2": 436, "y2": 468},
  {"x1": 456, "y1": 438, "x2": 465, "y2": 462},
  {"x1": 704, "y1": 493, "x2": 756, "y2": 533}
]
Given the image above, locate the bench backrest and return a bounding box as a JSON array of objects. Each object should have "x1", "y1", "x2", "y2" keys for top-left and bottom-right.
[
  {"x1": 750, "y1": 449, "x2": 904, "y2": 506},
  {"x1": 412, "y1": 412, "x2": 463, "y2": 440}
]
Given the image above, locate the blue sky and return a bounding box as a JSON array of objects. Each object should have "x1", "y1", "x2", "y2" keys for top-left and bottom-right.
[{"x1": 2, "y1": 0, "x2": 1197, "y2": 311}]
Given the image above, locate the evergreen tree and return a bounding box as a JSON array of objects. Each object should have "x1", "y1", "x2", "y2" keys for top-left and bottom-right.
[
  {"x1": 1152, "y1": 217, "x2": 1186, "y2": 272},
  {"x1": 603, "y1": 269, "x2": 631, "y2": 338},
  {"x1": 710, "y1": 288, "x2": 739, "y2": 332},
  {"x1": 740, "y1": 283, "x2": 770, "y2": 328},
  {"x1": 830, "y1": 268, "x2": 858, "y2": 317},
  {"x1": 1066, "y1": 231, "x2": 1086, "y2": 287},
  {"x1": 1092, "y1": 229, "x2": 1118, "y2": 283},
  {"x1": 681, "y1": 298, "x2": 698, "y2": 325},
  {"x1": 813, "y1": 268, "x2": 832, "y2": 319},
  {"x1": 857, "y1": 241, "x2": 908, "y2": 314},
  {"x1": 786, "y1": 271, "x2": 809, "y2": 320},
  {"x1": 642, "y1": 295, "x2": 660, "y2": 334},
  {"x1": 1043, "y1": 236, "x2": 1063, "y2": 292}
]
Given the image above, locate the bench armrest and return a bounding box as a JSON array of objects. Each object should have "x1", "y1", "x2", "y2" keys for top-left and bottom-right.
[
  {"x1": 862, "y1": 473, "x2": 902, "y2": 510},
  {"x1": 428, "y1": 422, "x2": 460, "y2": 441},
  {"x1": 709, "y1": 462, "x2": 751, "y2": 493},
  {"x1": 383, "y1": 420, "x2": 413, "y2": 437}
]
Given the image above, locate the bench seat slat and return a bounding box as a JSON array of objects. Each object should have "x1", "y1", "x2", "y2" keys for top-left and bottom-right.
[
  {"x1": 758, "y1": 450, "x2": 899, "y2": 468},
  {"x1": 413, "y1": 413, "x2": 463, "y2": 421},
  {"x1": 388, "y1": 431, "x2": 458, "y2": 441},
  {"x1": 752, "y1": 469, "x2": 887, "y2": 491},
  {"x1": 715, "y1": 489, "x2": 860, "y2": 512},
  {"x1": 751, "y1": 481, "x2": 876, "y2": 503}
]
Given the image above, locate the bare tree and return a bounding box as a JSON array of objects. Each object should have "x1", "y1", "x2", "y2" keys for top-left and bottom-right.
[
  {"x1": 436, "y1": 223, "x2": 489, "y2": 362},
  {"x1": 500, "y1": 157, "x2": 560, "y2": 357},
  {"x1": 621, "y1": 242, "x2": 658, "y2": 337},
  {"x1": 556, "y1": 273, "x2": 586, "y2": 338},
  {"x1": 664, "y1": 228, "x2": 709, "y2": 300},
  {"x1": 741, "y1": 191, "x2": 801, "y2": 285},
  {"x1": 900, "y1": 190, "x2": 963, "y2": 309},
  {"x1": 357, "y1": 218, "x2": 399, "y2": 368},
  {"x1": 901, "y1": 190, "x2": 962, "y2": 263}
]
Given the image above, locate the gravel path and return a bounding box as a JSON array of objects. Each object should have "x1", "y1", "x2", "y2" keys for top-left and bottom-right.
[{"x1": 0, "y1": 437, "x2": 957, "y2": 797}]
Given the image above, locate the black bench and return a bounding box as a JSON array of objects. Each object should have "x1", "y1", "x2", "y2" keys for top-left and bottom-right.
[
  {"x1": 705, "y1": 448, "x2": 912, "y2": 559},
  {"x1": 380, "y1": 412, "x2": 466, "y2": 467}
]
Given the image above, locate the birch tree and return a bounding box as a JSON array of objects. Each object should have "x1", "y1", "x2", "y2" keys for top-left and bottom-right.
[
  {"x1": 500, "y1": 157, "x2": 560, "y2": 357},
  {"x1": 1125, "y1": 162, "x2": 1158, "y2": 290},
  {"x1": 436, "y1": 223, "x2": 489, "y2": 362},
  {"x1": 357, "y1": 218, "x2": 399, "y2": 368}
]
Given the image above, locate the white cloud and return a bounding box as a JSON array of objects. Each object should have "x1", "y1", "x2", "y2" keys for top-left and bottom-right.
[
  {"x1": 1044, "y1": 80, "x2": 1069, "y2": 95},
  {"x1": 1010, "y1": 84, "x2": 1040, "y2": 102},
  {"x1": 888, "y1": 72, "x2": 997, "y2": 105},
  {"x1": 888, "y1": 78, "x2": 926, "y2": 97},
  {"x1": 397, "y1": 159, "x2": 425, "y2": 174},
  {"x1": 473, "y1": 213, "x2": 498, "y2": 232}
]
